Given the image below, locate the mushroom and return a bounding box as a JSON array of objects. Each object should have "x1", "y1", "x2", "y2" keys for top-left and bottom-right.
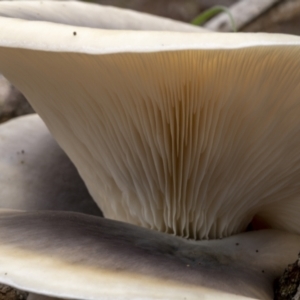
[
  {"x1": 0, "y1": 1, "x2": 300, "y2": 299},
  {"x1": 0, "y1": 210, "x2": 299, "y2": 300},
  {"x1": 0, "y1": 114, "x2": 101, "y2": 216},
  {"x1": 0, "y1": 0, "x2": 207, "y2": 32},
  {"x1": 0, "y1": 15, "x2": 300, "y2": 239}
]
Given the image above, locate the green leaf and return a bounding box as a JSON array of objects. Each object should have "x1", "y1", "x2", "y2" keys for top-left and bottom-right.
[{"x1": 191, "y1": 5, "x2": 237, "y2": 32}]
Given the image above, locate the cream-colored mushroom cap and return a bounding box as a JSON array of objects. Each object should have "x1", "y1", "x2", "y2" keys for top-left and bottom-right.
[
  {"x1": 0, "y1": 210, "x2": 299, "y2": 300},
  {"x1": 0, "y1": 0, "x2": 207, "y2": 32},
  {"x1": 0, "y1": 13, "x2": 300, "y2": 239},
  {"x1": 0, "y1": 114, "x2": 101, "y2": 215}
]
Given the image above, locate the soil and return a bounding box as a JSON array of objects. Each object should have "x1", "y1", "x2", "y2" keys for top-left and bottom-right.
[
  {"x1": 0, "y1": 285, "x2": 28, "y2": 300},
  {"x1": 274, "y1": 254, "x2": 300, "y2": 300}
]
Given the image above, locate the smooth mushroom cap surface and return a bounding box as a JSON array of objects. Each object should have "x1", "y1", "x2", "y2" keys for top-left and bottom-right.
[
  {"x1": 0, "y1": 210, "x2": 299, "y2": 300},
  {"x1": 0, "y1": 0, "x2": 207, "y2": 32},
  {"x1": 0, "y1": 114, "x2": 101, "y2": 216},
  {"x1": 0, "y1": 16, "x2": 300, "y2": 239}
]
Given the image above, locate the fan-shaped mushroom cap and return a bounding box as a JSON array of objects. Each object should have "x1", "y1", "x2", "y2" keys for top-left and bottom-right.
[
  {"x1": 0, "y1": 210, "x2": 299, "y2": 300},
  {"x1": 0, "y1": 15, "x2": 300, "y2": 239},
  {"x1": 0, "y1": 0, "x2": 207, "y2": 32},
  {"x1": 0, "y1": 114, "x2": 101, "y2": 216}
]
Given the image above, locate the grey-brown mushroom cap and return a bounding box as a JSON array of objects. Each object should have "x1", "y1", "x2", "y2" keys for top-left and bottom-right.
[
  {"x1": 0, "y1": 209, "x2": 299, "y2": 300},
  {"x1": 1, "y1": 16, "x2": 300, "y2": 239},
  {"x1": 0, "y1": 0, "x2": 207, "y2": 32},
  {"x1": 0, "y1": 114, "x2": 102, "y2": 216}
]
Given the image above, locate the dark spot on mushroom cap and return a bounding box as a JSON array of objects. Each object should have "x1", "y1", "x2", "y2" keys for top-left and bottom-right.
[
  {"x1": 236, "y1": 243, "x2": 239, "y2": 246},
  {"x1": 73, "y1": 32, "x2": 77, "y2": 36},
  {"x1": 256, "y1": 250, "x2": 259, "y2": 253}
]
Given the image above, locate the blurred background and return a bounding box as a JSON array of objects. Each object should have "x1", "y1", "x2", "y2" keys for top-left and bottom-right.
[
  {"x1": 86, "y1": 0, "x2": 235, "y2": 23},
  {"x1": 87, "y1": 0, "x2": 300, "y2": 34}
]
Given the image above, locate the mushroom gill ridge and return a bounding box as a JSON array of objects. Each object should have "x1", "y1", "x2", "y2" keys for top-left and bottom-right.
[{"x1": 1, "y1": 31, "x2": 300, "y2": 239}]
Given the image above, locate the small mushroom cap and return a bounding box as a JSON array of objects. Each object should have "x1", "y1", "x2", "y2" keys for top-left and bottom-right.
[
  {"x1": 0, "y1": 0, "x2": 207, "y2": 32},
  {"x1": 0, "y1": 210, "x2": 299, "y2": 300},
  {"x1": 0, "y1": 114, "x2": 101, "y2": 216},
  {"x1": 1, "y1": 15, "x2": 300, "y2": 239}
]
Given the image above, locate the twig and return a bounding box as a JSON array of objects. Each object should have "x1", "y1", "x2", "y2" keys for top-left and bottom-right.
[{"x1": 203, "y1": 0, "x2": 280, "y2": 32}]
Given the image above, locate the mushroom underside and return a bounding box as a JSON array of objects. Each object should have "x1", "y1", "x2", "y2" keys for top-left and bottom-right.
[
  {"x1": 0, "y1": 26, "x2": 300, "y2": 239},
  {"x1": 0, "y1": 114, "x2": 299, "y2": 300}
]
